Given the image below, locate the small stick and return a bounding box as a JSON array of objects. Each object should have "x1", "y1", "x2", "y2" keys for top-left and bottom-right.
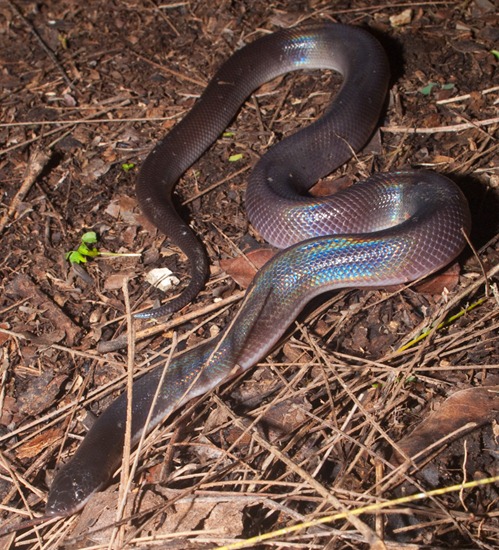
[
  {"x1": 436, "y1": 85, "x2": 499, "y2": 105},
  {"x1": 382, "y1": 115, "x2": 499, "y2": 134},
  {"x1": 0, "y1": 149, "x2": 51, "y2": 235}
]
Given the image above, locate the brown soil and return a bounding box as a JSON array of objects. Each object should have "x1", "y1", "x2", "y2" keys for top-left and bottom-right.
[{"x1": 0, "y1": 0, "x2": 498, "y2": 548}]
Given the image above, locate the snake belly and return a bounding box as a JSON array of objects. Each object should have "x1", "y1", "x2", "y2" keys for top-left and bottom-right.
[{"x1": 46, "y1": 23, "x2": 470, "y2": 516}]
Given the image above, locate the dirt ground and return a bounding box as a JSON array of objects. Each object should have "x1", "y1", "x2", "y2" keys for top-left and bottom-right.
[{"x1": 0, "y1": 0, "x2": 498, "y2": 548}]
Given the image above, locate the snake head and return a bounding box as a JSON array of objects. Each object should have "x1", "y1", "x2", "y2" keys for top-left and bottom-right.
[{"x1": 46, "y1": 457, "x2": 110, "y2": 517}]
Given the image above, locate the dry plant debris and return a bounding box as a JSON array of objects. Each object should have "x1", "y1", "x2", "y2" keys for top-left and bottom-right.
[{"x1": 0, "y1": 0, "x2": 498, "y2": 548}]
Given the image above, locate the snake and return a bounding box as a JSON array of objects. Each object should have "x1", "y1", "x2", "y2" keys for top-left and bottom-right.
[{"x1": 45, "y1": 23, "x2": 470, "y2": 516}]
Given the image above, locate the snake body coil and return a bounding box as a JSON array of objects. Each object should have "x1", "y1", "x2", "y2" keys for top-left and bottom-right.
[{"x1": 46, "y1": 23, "x2": 470, "y2": 516}]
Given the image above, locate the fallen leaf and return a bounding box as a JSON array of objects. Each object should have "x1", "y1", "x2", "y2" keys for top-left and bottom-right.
[
  {"x1": 104, "y1": 195, "x2": 140, "y2": 225},
  {"x1": 392, "y1": 386, "x2": 499, "y2": 464},
  {"x1": 309, "y1": 175, "x2": 352, "y2": 197},
  {"x1": 415, "y1": 261, "x2": 461, "y2": 294},
  {"x1": 16, "y1": 427, "x2": 62, "y2": 460},
  {"x1": 220, "y1": 247, "x2": 276, "y2": 288},
  {"x1": 103, "y1": 271, "x2": 136, "y2": 291},
  {"x1": 160, "y1": 495, "x2": 245, "y2": 536}
]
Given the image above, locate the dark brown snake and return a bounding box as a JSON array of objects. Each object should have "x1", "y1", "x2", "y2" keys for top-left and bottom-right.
[{"x1": 46, "y1": 23, "x2": 470, "y2": 516}]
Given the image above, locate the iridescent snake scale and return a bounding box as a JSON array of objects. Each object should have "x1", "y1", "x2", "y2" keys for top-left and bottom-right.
[{"x1": 46, "y1": 23, "x2": 470, "y2": 516}]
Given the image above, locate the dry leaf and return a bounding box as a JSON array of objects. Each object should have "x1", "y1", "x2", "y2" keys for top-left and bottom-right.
[
  {"x1": 220, "y1": 247, "x2": 276, "y2": 288},
  {"x1": 393, "y1": 386, "x2": 499, "y2": 464},
  {"x1": 309, "y1": 174, "x2": 352, "y2": 197},
  {"x1": 415, "y1": 261, "x2": 461, "y2": 294},
  {"x1": 103, "y1": 271, "x2": 136, "y2": 291},
  {"x1": 16, "y1": 428, "x2": 62, "y2": 460}
]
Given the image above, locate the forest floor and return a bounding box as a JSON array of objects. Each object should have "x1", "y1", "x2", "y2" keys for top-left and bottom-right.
[{"x1": 0, "y1": 0, "x2": 498, "y2": 548}]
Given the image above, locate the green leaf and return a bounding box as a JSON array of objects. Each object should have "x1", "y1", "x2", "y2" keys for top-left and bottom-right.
[
  {"x1": 228, "y1": 153, "x2": 243, "y2": 162},
  {"x1": 223, "y1": 131, "x2": 234, "y2": 137},
  {"x1": 58, "y1": 34, "x2": 68, "y2": 50},
  {"x1": 66, "y1": 250, "x2": 88, "y2": 264},
  {"x1": 419, "y1": 82, "x2": 438, "y2": 95},
  {"x1": 81, "y1": 231, "x2": 97, "y2": 245},
  {"x1": 77, "y1": 243, "x2": 99, "y2": 258},
  {"x1": 420, "y1": 82, "x2": 455, "y2": 96},
  {"x1": 491, "y1": 50, "x2": 499, "y2": 60},
  {"x1": 122, "y1": 162, "x2": 136, "y2": 172},
  {"x1": 66, "y1": 232, "x2": 99, "y2": 264}
]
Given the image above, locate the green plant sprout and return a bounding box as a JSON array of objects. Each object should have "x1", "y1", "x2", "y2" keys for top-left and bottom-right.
[
  {"x1": 66, "y1": 231, "x2": 140, "y2": 264},
  {"x1": 122, "y1": 162, "x2": 136, "y2": 172},
  {"x1": 419, "y1": 82, "x2": 455, "y2": 95}
]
